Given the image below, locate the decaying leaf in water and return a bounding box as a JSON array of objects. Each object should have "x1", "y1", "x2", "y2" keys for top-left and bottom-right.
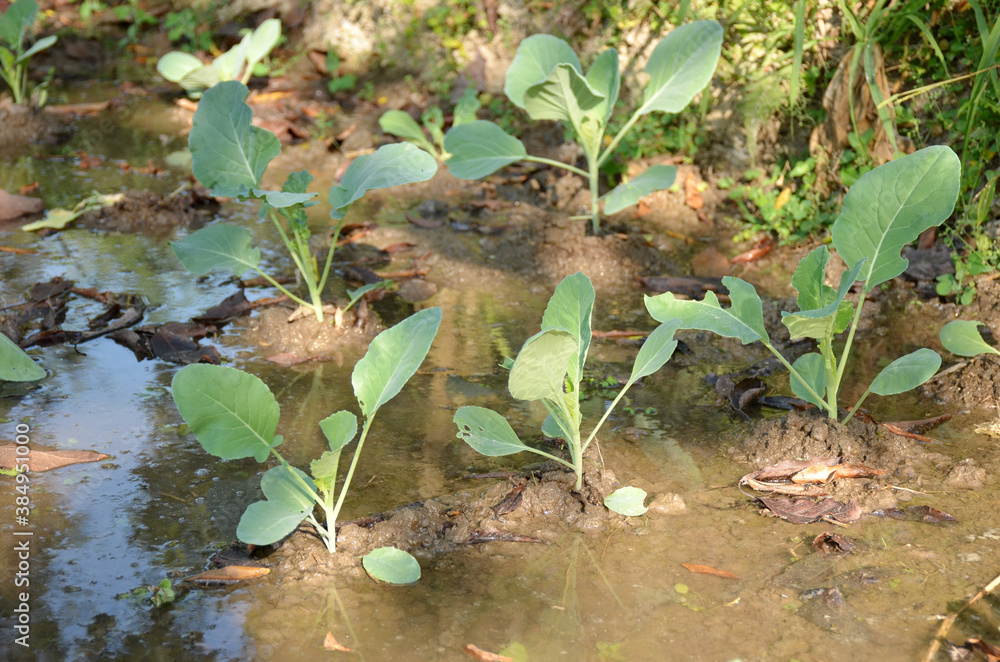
[
  {"x1": 743, "y1": 458, "x2": 886, "y2": 494},
  {"x1": 874, "y1": 505, "x2": 957, "y2": 524},
  {"x1": 0, "y1": 445, "x2": 109, "y2": 472},
  {"x1": 323, "y1": 631, "x2": 353, "y2": 652},
  {"x1": 811, "y1": 531, "x2": 855, "y2": 554},
  {"x1": 463, "y1": 644, "x2": 513, "y2": 662},
  {"x1": 758, "y1": 496, "x2": 861, "y2": 525},
  {"x1": 681, "y1": 563, "x2": 740, "y2": 580},
  {"x1": 181, "y1": 566, "x2": 270, "y2": 583}
]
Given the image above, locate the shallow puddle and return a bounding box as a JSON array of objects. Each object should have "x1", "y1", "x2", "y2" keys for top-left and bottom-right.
[{"x1": 2, "y1": 93, "x2": 1000, "y2": 662}]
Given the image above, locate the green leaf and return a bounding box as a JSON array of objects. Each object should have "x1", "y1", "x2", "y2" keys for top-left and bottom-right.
[
  {"x1": 237, "y1": 499, "x2": 308, "y2": 545},
  {"x1": 790, "y1": 353, "x2": 827, "y2": 408},
  {"x1": 178, "y1": 64, "x2": 220, "y2": 97},
  {"x1": 244, "y1": 18, "x2": 280, "y2": 71},
  {"x1": 454, "y1": 406, "x2": 531, "y2": 456},
  {"x1": 586, "y1": 48, "x2": 620, "y2": 123},
  {"x1": 452, "y1": 87, "x2": 481, "y2": 125},
  {"x1": 362, "y1": 547, "x2": 421, "y2": 584},
  {"x1": 309, "y1": 450, "x2": 340, "y2": 490},
  {"x1": 645, "y1": 277, "x2": 768, "y2": 345},
  {"x1": 940, "y1": 320, "x2": 1000, "y2": 357},
  {"x1": 791, "y1": 246, "x2": 832, "y2": 311},
  {"x1": 629, "y1": 320, "x2": 681, "y2": 382},
  {"x1": 602, "y1": 165, "x2": 677, "y2": 215},
  {"x1": 189, "y1": 81, "x2": 280, "y2": 196},
  {"x1": 319, "y1": 410, "x2": 357, "y2": 453},
  {"x1": 156, "y1": 51, "x2": 203, "y2": 83},
  {"x1": 443, "y1": 120, "x2": 527, "y2": 179},
  {"x1": 261, "y1": 465, "x2": 315, "y2": 511},
  {"x1": 508, "y1": 329, "x2": 577, "y2": 402},
  {"x1": 639, "y1": 21, "x2": 723, "y2": 115},
  {"x1": 170, "y1": 223, "x2": 261, "y2": 277},
  {"x1": 0, "y1": 0, "x2": 37, "y2": 48},
  {"x1": 15, "y1": 33, "x2": 54, "y2": 64},
  {"x1": 541, "y1": 272, "x2": 594, "y2": 384},
  {"x1": 21, "y1": 208, "x2": 81, "y2": 232},
  {"x1": 522, "y1": 63, "x2": 604, "y2": 127},
  {"x1": 781, "y1": 256, "x2": 865, "y2": 340},
  {"x1": 214, "y1": 34, "x2": 249, "y2": 81},
  {"x1": 504, "y1": 34, "x2": 581, "y2": 109},
  {"x1": 541, "y1": 412, "x2": 572, "y2": 441},
  {"x1": 352, "y1": 307, "x2": 441, "y2": 417},
  {"x1": 0, "y1": 332, "x2": 44, "y2": 381},
  {"x1": 379, "y1": 110, "x2": 437, "y2": 156},
  {"x1": 869, "y1": 348, "x2": 941, "y2": 396},
  {"x1": 604, "y1": 486, "x2": 648, "y2": 516},
  {"x1": 171, "y1": 364, "x2": 281, "y2": 462},
  {"x1": 329, "y1": 143, "x2": 437, "y2": 221},
  {"x1": 831, "y1": 146, "x2": 960, "y2": 291},
  {"x1": 245, "y1": 188, "x2": 316, "y2": 208}
]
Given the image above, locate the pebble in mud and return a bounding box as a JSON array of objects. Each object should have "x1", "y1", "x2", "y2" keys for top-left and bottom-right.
[{"x1": 943, "y1": 459, "x2": 987, "y2": 489}]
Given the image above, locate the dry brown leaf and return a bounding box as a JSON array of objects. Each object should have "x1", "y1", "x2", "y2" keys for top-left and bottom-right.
[
  {"x1": 790, "y1": 464, "x2": 839, "y2": 484},
  {"x1": 681, "y1": 563, "x2": 740, "y2": 580},
  {"x1": 182, "y1": 566, "x2": 270, "y2": 583},
  {"x1": 683, "y1": 172, "x2": 703, "y2": 210},
  {"x1": 0, "y1": 444, "x2": 109, "y2": 472},
  {"x1": 323, "y1": 631, "x2": 354, "y2": 652},
  {"x1": 463, "y1": 644, "x2": 513, "y2": 661}
]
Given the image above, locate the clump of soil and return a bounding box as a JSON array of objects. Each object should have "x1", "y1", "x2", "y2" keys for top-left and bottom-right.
[
  {"x1": 922, "y1": 356, "x2": 1000, "y2": 410},
  {"x1": 243, "y1": 303, "x2": 383, "y2": 357},
  {"x1": 0, "y1": 103, "x2": 62, "y2": 155},
  {"x1": 485, "y1": 211, "x2": 677, "y2": 292},
  {"x1": 76, "y1": 187, "x2": 218, "y2": 235}
]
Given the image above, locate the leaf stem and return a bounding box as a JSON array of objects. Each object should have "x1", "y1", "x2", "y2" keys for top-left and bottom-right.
[
  {"x1": 522, "y1": 155, "x2": 590, "y2": 178},
  {"x1": 327, "y1": 414, "x2": 377, "y2": 551},
  {"x1": 597, "y1": 109, "x2": 644, "y2": 168},
  {"x1": 761, "y1": 340, "x2": 832, "y2": 416}
]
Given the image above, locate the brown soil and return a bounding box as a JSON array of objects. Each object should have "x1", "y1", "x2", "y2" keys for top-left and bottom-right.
[
  {"x1": 76, "y1": 187, "x2": 219, "y2": 235},
  {"x1": 0, "y1": 103, "x2": 61, "y2": 155},
  {"x1": 242, "y1": 303, "x2": 383, "y2": 358}
]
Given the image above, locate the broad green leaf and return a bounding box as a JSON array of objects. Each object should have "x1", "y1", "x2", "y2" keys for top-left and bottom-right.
[
  {"x1": 171, "y1": 364, "x2": 281, "y2": 462},
  {"x1": 504, "y1": 34, "x2": 581, "y2": 109},
  {"x1": 781, "y1": 257, "x2": 864, "y2": 340},
  {"x1": 523, "y1": 63, "x2": 605, "y2": 127},
  {"x1": 352, "y1": 307, "x2": 441, "y2": 417},
  {"x1": 283, "y1": 169, "x2": 313, "y2": 194},
  {"x1": 639, "y1": 21, "x2": 723, "y2": 115},
  {"x1": 629, "y1": 320, "x2": 681, "y2": 382},
  {"x1": 261, "y1": 465, "x2": 315, "y2": 512},
  {"x1": 940, "y1": 320, "x2": 1000, "y2": 357},
  {"x1": 319, "y1": 410, "x2": 357, "y2": 453},
  {"x1": 0, "y1": 0, "x2": 36, "y2": 47},
  {"x1": 189, "y1": 81, "x2": 280, "y2": 196},
  {"x1": 362, "y1": 547, "x2": 421, "y2": 584},
  {"x1": 782, "y1": 301, "x2": 854, "y2": 341},
  {"x1": 792, "y1": 246, "x2": 832, "y2": 311},
  {"x1": 443, "y1": 120, "x2": 527, "y2": 179},
  {"x1": 379, "y1": 110, "x2": 437, "y2": 156},
  {"x1": 831, "y1": 146, "x2": 960, "y2": 291},
  {"x1": 156, "y1": 51, "x2": 204, "y2": 83},
  {"x1": 0, "y1": 332, "x2": 44, "y2": 381},
  {"x1": 508, "y1": 329, "x2": 577, "y2": 402},
  {"x1": 604, "y1": 486, "x2": 648, "y2": 516},
  {"x1": 790, "y1": 352, "x2": 827, "y2": 408},
  {"x1": 454, "y1": 406, "x2": 530, "y2": 456},
  {"x1": 237, "y1": 499, "x2": 309, "y2": 545},
  {"x1": 452, "y1": 87, "x2": 481, "y2": 125},
  {"x1": 541, "y1": 412, "x2": 572, "y2": 441},
  {"x1": 645, "y1": 282, "x2": 768, "y2": 345},
  {"x1": 215, "y1": 34, "x2": 249, "y2": 81},
  {"x1": 869, "y1": 348, "x2": 941, "y2": 396},
  {"x1": 309, "y1": 450, "x2": 340, "y2": 490},
  {"x1": 586, "y1": 48, "x2": 620, "y2": 122},
  {"x1": 602, "y1": 165, "x2": 677, "y2": 214},
  {"x1": 245, "y1": 187, "x2": 316, "y2": 208},
  {"x1": 245, "y1": 18, "x2": 281, "y2": 68},
  {"x1": 329, "y1": 143, "x2": 437, "y2": 220},
  {"x1": 541, "y1": 272, "x2": 594, "y2": 383},
  {"x1": 15, "y1": 33, "x2": 54, "y2": 63},
  {"x1": 178, "y1": 64, "x2": 220, "y2": 96},
  {"x1": 170, "y1": 223, "x2": 261, "y2": 277}
]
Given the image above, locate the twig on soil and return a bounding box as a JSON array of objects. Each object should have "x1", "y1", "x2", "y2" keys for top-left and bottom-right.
[{"x1": 923, "y1": 571, "x2": 1000, "y2": 662}]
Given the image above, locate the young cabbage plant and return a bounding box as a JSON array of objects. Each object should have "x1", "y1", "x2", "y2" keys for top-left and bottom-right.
[
  {"x1": 379, "y1": 87, "x2": 481, "y2": 160},
  {"x1": 157, "y1": 18, "x2": 280, "y2": 98},
  {"x1": 453, "y1": 272, "x2": 681, "y2": 497},
  {"x1": 442, "y1": 21, "x2": 722, "y2": 233},
  {"x1": 646, "y1": 146, "x2": 961, "y2": 424},
  {"x1": 0, "y1": 0, "x2": 57, "y2": 107},
  {"x1": 170, "y1": 81, "x2": 437, "y2": 322},
  {"x1": 171, "y1": 307, "x2": 441, "y2": 580}
]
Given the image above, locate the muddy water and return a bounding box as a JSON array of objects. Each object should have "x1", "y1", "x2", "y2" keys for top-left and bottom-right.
[{"x1": 2, "y1": 96, "x2": 1000, "y2": 662}]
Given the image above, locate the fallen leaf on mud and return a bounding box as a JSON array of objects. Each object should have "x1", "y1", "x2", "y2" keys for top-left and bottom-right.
[
  {"x1": 323, "y1": 631, "x2": 353, "y2": 652},
  {"x1": 463, "y1": 644, "x2": 513, "y2": 662},
  {"x1": 876, "y1": 505, "x2": 957, "y2": 524},
  {"x1": 491, "y1": 482, "x2": 526, "y2": 517},
  {"x1": 727, "y1": 377, "x2": 766, "y2": 411},
  {"x1": 681, "y1": 563, "x2": 740, "y2": 580},
  {"x1": 730, "y1": 235, "x2": 777, "y2": 264},
  {"x1": 749, "y1": 457, "x2": 841, "y2": 482},
  {"x1": 0, "y1": 445, "x2": 109, "y2": 472},
  {"x1": 684, "y1": 172, "x2": 703, "y2": 210},
  {"x1": 406, "y1": 212, "x2": 443, "y2": 229},
  {"x1": 790, "y1": 464, "x2": 839, "y2": 484},
  {"x1": 0, "y1": 189, "x2": 44, "y2": 222},
  {"x1": 396, "y1": 279, "x2": 437, "y2": 302},
  {"x1": 758, "y1": 496, "x2": 861, "y2": 525},
  {"x1": 149, "y1": 330, "x2": 221, "y2": 365},
  {"x1": 758, "y1": 395, "x2": 813, "y2": 410},
  {"x1": 879, "y1": 423, "x2": 938, "y2": 443},
  {"x1": 811, "y1": 531, "x2": 856, "y2": 554},
  {"x1": 882, "y1": 413, "x2": 954, "y2": 434},
  {"x1": 31, "y1": 277, "x2": 74, "y2": 301},
  {"x1": 382, "y1": 242, "x2": 417, "y2": 254},
  {"x1": 194, "y1": 290, "x2": 253, "y2": 324},
  {"x1": 181, "y1": 566, "x2": 270, "y2": 584},
  {"x1": 20, "y1": 329, "x2": 81, "y2": 348},
  {"x1": 964, "y1": 638, "x2": 1000, "y2": 661}
]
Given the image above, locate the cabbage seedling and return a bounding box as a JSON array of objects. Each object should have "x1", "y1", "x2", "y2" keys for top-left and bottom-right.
[
  {"x1": 170, "y1": 81, "x2": 437, "y2": 322},
  {"x1": 454, "y1": 272, "x2": 681, "y2": 496},
  {"x1": 0, "y1": 0, "x2": 57, "y2": 107},
  {"x1": 379, "y1": 87, "x2": 481, "y2": 160},
  {"x1": 157, "y1": 19, "x2": 280, "y2": 99},
  {"x1": 646, "y1": 146, "x2": 961, "y2": 423},
  {"x1": 442, "y1": 22, "x2": 722, "y2": 233},
  {"x1": 171, "y1": 307, "x2": 441, "y2": 572}
]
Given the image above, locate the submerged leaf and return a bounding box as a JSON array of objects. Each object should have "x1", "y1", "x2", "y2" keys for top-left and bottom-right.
[
  {"x1": 605, "y1": 486, "x2": 648, "y2": 516},
  {"x1": 940, "y1": 320, "x2": 1000, "y2": 357},
  {"x1": 362, "y1": 546, "x2": 421, "y2": 584}
]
